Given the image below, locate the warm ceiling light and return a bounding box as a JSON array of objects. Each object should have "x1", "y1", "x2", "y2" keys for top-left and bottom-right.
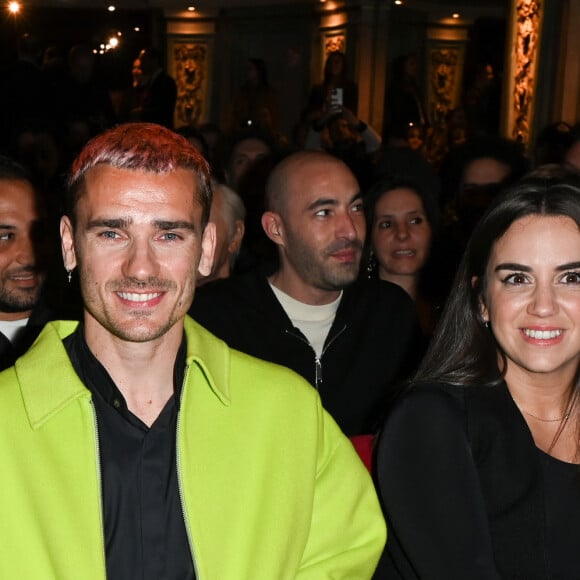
[
  {"x1": 134, "y1": 26, "x2": 140, "y2": 32},
  {"x1": 187, "y1": 6, "x2": 195, "y2": 10},
  {"x1": 108, "y1": 37, "x2": 119, "y2": 48},
  {"x1": 394, "y1": 0, "x2": 403, "y2": 5},
  {"x1": 8, "y1": 1, "x2": 20, "y2": 14},
  {"x1": 107, "y1": 5, "x2": 116, "y2": 11},
  {"x1": 117, "y1": 31, "x2": 122, "y2": 36},
  {"x1": 452, "y1": 12, "x2": 460, "y2": 18}
]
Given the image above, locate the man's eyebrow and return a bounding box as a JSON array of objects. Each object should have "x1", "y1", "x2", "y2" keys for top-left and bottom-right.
[
  {"x1": 494, "y1": 262, "x2": 531, "y2": 272},
  {"x1": 307, "y1": 198, "x2": 338, "y2": 211},
  {"x1": 85, "y1": 218, "x2": 196, "y2": 232},
  {"x1": 0, "y1": 224, "x2": 16, "y2": 230},
  {"x1": 154, "y1": 220, "x2": 196, "y2": 232},
  {"x1": 306, "y1": 192, "x2": 362, "y2": 211},
  {"x1": 86, "y1": 218, "x2": 132, "y2": 230}
]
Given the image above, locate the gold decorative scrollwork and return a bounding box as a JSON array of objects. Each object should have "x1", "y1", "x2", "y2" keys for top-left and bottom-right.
[
  {"x1": 173, "y1": 42, "x2": 207, "y2": 126},
  {"x1": 426, "y1": 48, "x2": 460, "y2": 166},
  {"x1": 512, "y1": 0, "x2": 542, "y2": 143},
  {"x1": 325, "y1": 35, "x2": 345, "y2": 55}
]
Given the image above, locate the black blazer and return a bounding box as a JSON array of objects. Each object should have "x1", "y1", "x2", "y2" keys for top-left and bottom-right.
[{"x1": 374, "y1": 382, "x2": 548, "y2": 579}]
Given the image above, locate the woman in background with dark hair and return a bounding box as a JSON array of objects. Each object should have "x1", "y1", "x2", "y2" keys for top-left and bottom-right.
[
  {"x1": 308, "y1": 51, "x2": 359, "y2": 115},
  {"x1": 228, "y1": 58, "x2": 279, "y2": 133},
  {"x1": 374, "y1": 168, "x2": 580, "y2": 579},
  {"x1": 384, "y1": 53, "x2": 427, "y2": 139},
  {"x1": 365, "y1": 176, "x2": 440, "y2": 335}
]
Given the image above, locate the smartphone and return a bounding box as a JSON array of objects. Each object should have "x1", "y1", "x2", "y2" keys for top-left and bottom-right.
[{"x1": 330, "y1": 88, "x2": 343, "y2": 107}]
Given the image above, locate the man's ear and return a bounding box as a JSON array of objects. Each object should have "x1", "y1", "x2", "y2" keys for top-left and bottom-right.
[
  {"x1": 228, "y1": 219, "x2": 245, "y2": 256},
  {"x1": 198, "y1": 222, "x2": 216, "y2": 277},
  {"x1": 261, "y1": 211, "x2": 284, "y2": 246},
  {"x1": 60, "y1": 216, "x2": 78, "y2": 272},
  {"x1": 472, "y1": 276, "x2": 489, "y2": 322}
]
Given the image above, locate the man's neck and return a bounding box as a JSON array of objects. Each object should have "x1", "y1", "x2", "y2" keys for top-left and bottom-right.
[
  {"x1": 268, "y1": 270, "x2": 341, "y2": 306},
  {"x1": 0, "y1": 310, "x2": 33, "y2": 322},
  {"x1": 84, "y1": 318, "x2": 183, "y2": 427}
]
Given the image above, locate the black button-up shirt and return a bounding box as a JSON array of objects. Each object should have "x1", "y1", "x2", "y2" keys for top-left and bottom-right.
[{"x1": 64, "y1": 327, "x2": 195, "y2": 580}]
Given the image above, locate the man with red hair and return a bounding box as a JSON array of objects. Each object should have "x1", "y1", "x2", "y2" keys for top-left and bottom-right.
[{"x1": 0, "y1": 123, "x2": 385, "y2": 579}]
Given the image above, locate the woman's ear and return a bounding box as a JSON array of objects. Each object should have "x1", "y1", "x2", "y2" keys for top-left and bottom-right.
[{"x1": 472, "y1": 276, "x2": 489, "y2": 323}]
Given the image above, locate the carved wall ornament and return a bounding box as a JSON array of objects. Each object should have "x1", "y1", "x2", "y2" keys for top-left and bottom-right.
[
  {"x1": 324, "y1": 34, "x2": 345, "y2": 55},
  {"x1": 170, "y1": 41, "x2": 208, "y2": 127},
  {"x1": 512, "y1": 0, "x2": 542, "y2": 143},
  {"x1": 425, "y1": 46, "x2": 462, "y2": 167}
]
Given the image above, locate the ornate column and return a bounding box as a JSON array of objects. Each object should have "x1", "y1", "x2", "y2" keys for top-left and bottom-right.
[
  {"x1": 501, "y1": 0, "x2": 545, "y2": 145},
  {"x1": 424, "y1": 18, "x2": 469, "y2": 166},
  {"x1": 352, "y1": 0, "x2": 390, "y2": 131},
  {"x1": 164, "y1": 7, "x2": 217, "y2": 127},
  {"x1": 558, "y1": 0, "x2": 580, "y2": 123}
]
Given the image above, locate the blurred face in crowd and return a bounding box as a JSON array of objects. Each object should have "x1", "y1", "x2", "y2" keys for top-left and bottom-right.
[
  {"x1": 197, "y1": 183, "x2": 244, "y2": 286},
  {"x1": 565, "y1": 142, "x2": 580, "y2": 172},
  {"x1": 226, "y1": 138, "x2": 271, "y2": 189},
  {"x1": 462, "y1": 157, "x2": 510, "y2": 188},
  {"x1": 0, "y1": 179, "x2": 45, "y2": 320},
  {"x1": 371, "y1": 187, "x2": 431, "y2": 282},
  {"x1": 458, "y1": 157, "x2": 511, "y2": 231},
  {"x1": 328, "y1": 117, "x2": 355, "y2": 148}
]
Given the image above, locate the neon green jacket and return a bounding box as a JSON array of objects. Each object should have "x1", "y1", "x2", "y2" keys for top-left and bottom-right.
[{"x1": 0, "y1": 318, "x2": 385, "y2": 579}]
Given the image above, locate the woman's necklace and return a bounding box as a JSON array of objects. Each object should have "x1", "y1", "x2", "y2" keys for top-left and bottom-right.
[
  {"x1": 516, "y1": 392, "x2": 577, "y2": 424},
  {"x1": 520, "y1": 408, "x2": 571, "y2": 422}
]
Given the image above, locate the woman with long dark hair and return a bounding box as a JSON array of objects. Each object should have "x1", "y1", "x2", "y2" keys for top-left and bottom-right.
[
  {"x1": 374, "y1": 167, "x2": 580, "y2": 579},
  {"x1": 365, "y1": 176, "x2": 440, "y2": 334}
]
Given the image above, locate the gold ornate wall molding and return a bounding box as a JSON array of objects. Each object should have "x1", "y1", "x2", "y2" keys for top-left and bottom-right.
[
  {"x1": 168, "y1": 38, "x2": 210, "y2": 127},
  {"x1": 324, "y1": 33, "x2": 346, "y2": 55},
  {"x1": 425, "y1": 40, "x2": 465, "y2": 166},
  {"x1": 503, "y1": 0, "x2": 544, "y2": 144}
]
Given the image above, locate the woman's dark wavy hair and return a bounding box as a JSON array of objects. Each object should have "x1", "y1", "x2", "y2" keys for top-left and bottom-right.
[{"x1": 415, "y1": 166, "x2": 580, "y2": 387}]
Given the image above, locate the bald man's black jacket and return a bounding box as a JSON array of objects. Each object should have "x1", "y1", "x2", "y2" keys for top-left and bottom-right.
[{"x1": 190, "y1": 270, "x2": 421, "y2": 436}]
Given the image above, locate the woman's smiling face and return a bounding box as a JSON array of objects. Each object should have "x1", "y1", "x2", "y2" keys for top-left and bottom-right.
[{"x1": 481, "y1": 214, "x2": 580, "y2": 388}]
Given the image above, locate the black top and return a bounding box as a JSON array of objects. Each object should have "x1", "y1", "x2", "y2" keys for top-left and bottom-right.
[
  {"x1": 540, "y1": 451, "x2": 580, "y2": 580},
  {"x1": 374, "y1": 382, "x2": 580, "y2": 580},
  {"x1": 190, "y1": 271, "x2": 421, "y2": 436},
  {"x1": 64, "y1": 327, "x2": 195, "y2": 580}
]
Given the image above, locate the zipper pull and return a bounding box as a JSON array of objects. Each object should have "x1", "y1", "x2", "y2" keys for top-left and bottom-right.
[{"x1": 315, "y1": 357, "x2": 322, "y2": 388}]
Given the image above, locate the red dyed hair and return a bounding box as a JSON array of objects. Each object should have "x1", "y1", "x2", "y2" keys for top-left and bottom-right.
[{"x1": 66, "y1": 123, "x2": 212, "y2": 226}]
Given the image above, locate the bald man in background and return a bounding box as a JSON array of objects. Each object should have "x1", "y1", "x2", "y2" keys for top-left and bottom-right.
[{"x1": 192, "y1": 151, "x2": 420, "y2": 436}]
